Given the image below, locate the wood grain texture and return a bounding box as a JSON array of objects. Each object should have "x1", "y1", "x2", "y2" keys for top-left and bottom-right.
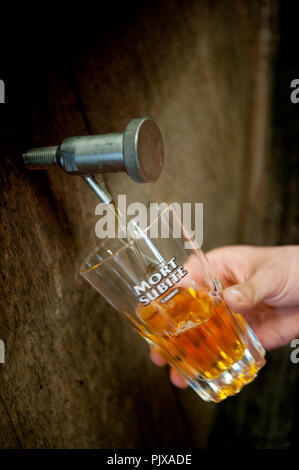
[
  {"x1": 0, "y1": 0, "x2": 297, "y2": 449},
  {"x1": 0, "y1": 396, "x2": 22, "y2": 449},
  {"x1": 0, "y1": 49, "x2": 188, "y2": 449},
  {"x1": 75, "y1": 0, "x2": 251, "y2": 251}
]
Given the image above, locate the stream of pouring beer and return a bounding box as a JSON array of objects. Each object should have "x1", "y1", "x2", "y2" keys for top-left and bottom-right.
[{"x1": 105, "y1": 200, "x2": 165, "y2": 274}]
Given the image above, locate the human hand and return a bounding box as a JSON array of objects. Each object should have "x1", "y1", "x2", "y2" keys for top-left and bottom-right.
[{"x1": 149, "y1": 245, "x2": 299, "y2": 388}]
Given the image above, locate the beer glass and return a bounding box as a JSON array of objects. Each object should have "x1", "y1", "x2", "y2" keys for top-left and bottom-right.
[{"x1": 80, "y1": 203, "x2": 266, "y2": 402}]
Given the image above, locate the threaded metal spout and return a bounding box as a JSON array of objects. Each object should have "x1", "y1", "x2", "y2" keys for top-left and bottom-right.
[
  {"x1": 22, "y1": 146, "x2": 59, "y2": 169},
  {"x1": 22, "y1": 118, "x2": 164, "y2": 182}
]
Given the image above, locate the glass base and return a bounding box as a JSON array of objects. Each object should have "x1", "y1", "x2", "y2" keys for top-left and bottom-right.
[{"x1": 186, "y1": 329, "x2": 266, "y2": 402}]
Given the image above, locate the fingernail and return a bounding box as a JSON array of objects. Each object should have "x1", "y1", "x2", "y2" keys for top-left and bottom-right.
[{"x1": 225, "y1": 288, "x2": 246, "y2": 304}]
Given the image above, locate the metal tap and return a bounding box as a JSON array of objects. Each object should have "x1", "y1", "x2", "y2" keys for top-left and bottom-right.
[{"x1": 22, "y1": 118, "x2": 164, "y2": 204}]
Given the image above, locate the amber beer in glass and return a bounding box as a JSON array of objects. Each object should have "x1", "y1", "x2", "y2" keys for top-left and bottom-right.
[{"x1": 80, "y1": 204, "x2": 265, "y2": 402}]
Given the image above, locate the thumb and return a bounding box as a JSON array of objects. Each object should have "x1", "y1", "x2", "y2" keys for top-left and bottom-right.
[{"x1": 222, "y1": 270, "x2": 274, "y2": 313}]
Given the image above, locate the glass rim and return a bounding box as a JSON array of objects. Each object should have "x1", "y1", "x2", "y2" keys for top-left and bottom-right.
[{"x1": 79, "y1": 201, "x2": 175, "y2": 276}]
